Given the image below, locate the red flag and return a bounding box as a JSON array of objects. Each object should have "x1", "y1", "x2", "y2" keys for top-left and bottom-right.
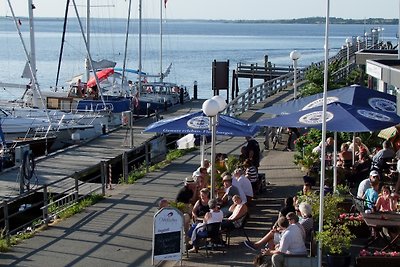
[{"x1": 164, "y1": 0, "x2": 168, "y2": 8}]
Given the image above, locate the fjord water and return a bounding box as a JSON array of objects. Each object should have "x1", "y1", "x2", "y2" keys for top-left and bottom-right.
[{"x1": 0, "y1": 18, "x2": 397, "y2": 100}]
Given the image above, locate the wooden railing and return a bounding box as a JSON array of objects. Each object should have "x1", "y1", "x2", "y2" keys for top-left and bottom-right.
[{"x1": 224, "y1": 43, "x2": 359, "y2": 117}]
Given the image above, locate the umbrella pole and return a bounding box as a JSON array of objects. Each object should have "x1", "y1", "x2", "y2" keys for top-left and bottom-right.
[
  {"x1": 318, "y1": 1, "x2": 330, "y2": 266},
  {"x1": 333, "y1": 132, "x2": 337, "y2": 192},
  {"x1": 201, "y1": 135, "x2": 206, "y2": 167},
  {"x1": 352, "y1": 133, "x2": 356, "y2": 166}
]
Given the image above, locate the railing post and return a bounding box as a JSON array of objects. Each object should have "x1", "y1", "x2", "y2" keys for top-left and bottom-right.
[
  {"x1": 100, "y1": 161, "x2": 106, "y2": 196},
  {"x1": 74, "y1": 172, "x2": 79, "y2": 202},
  {"x1": 108, "y1": 163, "x2": 113, "y2": 189},
  {"x1": 145, "y1": 142, "x2": 150, "y2": 173},
  {"x1": 43, "y1": 185, "x2": 48, "y2": 226},
  {"x1": 123, "y1": 151, "x2": 129, "y2": 183},
  {"x1": 3, "y1": 200, "x2": 10, "y2": 246}
]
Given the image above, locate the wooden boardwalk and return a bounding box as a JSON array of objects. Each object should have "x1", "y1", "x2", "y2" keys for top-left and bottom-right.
[{"x1": 0, "y1": 100, "x2": 206, "y2": 201}]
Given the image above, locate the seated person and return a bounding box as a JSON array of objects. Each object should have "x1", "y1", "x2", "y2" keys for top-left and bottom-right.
[
  {"x1": 221, "y1": 195, "x2": 248, "y2": 231},
  {"x1": 375, "y1": 185, "x2": 396, "y2": 212},
  {"x1": 187, "y1": 198, "x2": 224, "y2": 253},
  {"x1": 357, "y1": 170, "x2": 379, "y2": 198},
  {"x1": 191, "y1": 188, "x2": 210, "y2": 222},
  {"x1": 371, "y1": 140, "x2": 395, "y2": 174},
  {"x1": 294, "y1": 183, "x2": 313, "y2": 206},
  {"x1": 232, "y1": 167, "x2": 254, "y2": 203},
  {"x1": 362, "y1": 179, "x2": 379, "y2": 211},
  {"x1": 254, "y1": 216, "x2": 307, "y2": 267},
  {"x1": 349, "y1": 137, "x2": 371, "y2": 159},
  {"x1": 337, "y1": 142, "x2": 353, "y2": 169},
  {"x1": 176, "y1": 176, "x2": 198, "y2": 210},
  {"x1": 298, "y1": 202, "x2": 314, "y2": 243},
  {"x1": 245, "y1": 205, "x2": 312, "y2": 251},
  {"x1": 351, "y1": 150, "x2": 372, "y2": 185},
  {"x1": 278, "y1": 197, "x2": 296, "y2": 218},
  {"x1": 219, "y1": 174, "x2": 244, "y2": 216}
]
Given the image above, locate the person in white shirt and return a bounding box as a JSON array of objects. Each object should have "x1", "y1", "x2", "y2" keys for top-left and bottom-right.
[
  {"x1": 232, "y1": 167, "x2": 254, "y2": 203},
  {"x1": 357, "y1": 170, "x2": 379, "y2": 198},
  {"x1": 258, "y1": 215, "x2": 307, "y2": 267}
]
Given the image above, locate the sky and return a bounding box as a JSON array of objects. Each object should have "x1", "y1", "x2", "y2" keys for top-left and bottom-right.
[{"x1": 1, "y1": 0, "x2": 399, "y2": 20}]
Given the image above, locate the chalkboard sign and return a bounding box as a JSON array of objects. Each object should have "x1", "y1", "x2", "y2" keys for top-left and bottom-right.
[
  {"x1": 154, "y1": 231, "x2": 181, "y2": 256},
  {"x1": 152, "y1": 207, "x2": 184, "y2": 264}
]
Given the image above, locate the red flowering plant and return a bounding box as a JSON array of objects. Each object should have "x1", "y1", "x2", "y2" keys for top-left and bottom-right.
[
  {"x1": 359, "y1": 249, "x2": 400, "y2": 257},
  {"x1": 338, "y1": 213, "x2": 363, "y2": 226}
]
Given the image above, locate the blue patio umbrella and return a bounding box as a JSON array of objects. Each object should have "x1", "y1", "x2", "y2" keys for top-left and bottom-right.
[
  {"x1": 144, "y1": 111, "x2": 259, "y2": 137},
  {"x1": 256, "y1": 102, "x2": 400, "y2": 133},
  {"x1": 257, "y1": 85, "x2": 397, "y2": 115}
]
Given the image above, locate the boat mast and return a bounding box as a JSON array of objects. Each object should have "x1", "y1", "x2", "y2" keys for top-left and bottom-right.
[
  {"x1": 71, "y1": 0, "x2": 105, "y2": 105},
  {"x1": 138, "y1": 0, "x2": 142, "y2": 97},
  {"x1": 85, "y1": 0, "x2": 91, "y2": 82},
  {"x1": 121, "y1": 0, "x2": 133, "y2": 91},
  {"x1": 27, "y1": 0, "x2": 39, "y2": 108},
  {"x1": 6, "y1": 0, "x2": 52, "y2": 130},
  {"x1": 159, "y1": 0, "x2": 163, "y2": 82}
]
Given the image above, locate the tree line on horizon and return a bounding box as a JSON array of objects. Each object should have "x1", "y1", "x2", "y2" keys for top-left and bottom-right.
[{"x1": 231, "y1": 17, "x2": 398, "y2": 25}]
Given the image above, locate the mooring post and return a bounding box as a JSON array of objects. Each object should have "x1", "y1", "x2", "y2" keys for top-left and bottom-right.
[
  {"x1": 3, "y1": 200, "x2": 10, "y2": 246},
  {"x1": 100, "y1": 161, "x2": 106, "y2": 195},
  {"x1": 193, "y1": 80, "x2": 198, "y2": 100},
  {"x1": 43, "y1": 185, "x2": 48, "y2": 226}
]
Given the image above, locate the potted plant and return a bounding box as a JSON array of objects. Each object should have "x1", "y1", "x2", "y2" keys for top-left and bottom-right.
[{"x1": 317, "y1": 222, "x2": 355, "y2": 267}]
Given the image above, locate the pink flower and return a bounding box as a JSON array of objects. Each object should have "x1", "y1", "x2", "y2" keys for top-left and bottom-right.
[{"x1": 339, "y1": 213, "x2": 346, "y2": 219}]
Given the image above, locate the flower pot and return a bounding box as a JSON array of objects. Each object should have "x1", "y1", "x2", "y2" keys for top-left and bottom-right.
[
  {"x1": 327, "y1": 253, "x2": 351, "y2": 267},
  {"x1": 355, "y1": 256, "x2": 400, "y2": 267}
]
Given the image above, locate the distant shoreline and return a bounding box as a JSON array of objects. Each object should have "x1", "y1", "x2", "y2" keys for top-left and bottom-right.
[{"x1": 0, "y1": 16, "x2": 398, "y2": 25}]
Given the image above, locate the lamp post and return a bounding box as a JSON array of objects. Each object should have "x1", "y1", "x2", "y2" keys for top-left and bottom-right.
[
  {"x1": 202, "y1": 95, "x2": 226, "y2": 199},
  {"x1": 356, "y1": 36, "x2": 361, "y2": 51},
  {"x1": 289, "y1": 50, "x2": 301, "y2": 99},
  {"x1": 372, "y1": 29, "x2": 377, "y2": 48},
  {"x1": 364, "y1": 32, "x2": 368, "y2": 48},
  {"x1": 346, "y1": 38, "x2": 351, "y2": 79}
]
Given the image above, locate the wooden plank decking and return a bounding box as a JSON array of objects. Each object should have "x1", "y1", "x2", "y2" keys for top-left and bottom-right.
[{"x1": 0, "y1": 100, "x2": 205, "y2": 201}]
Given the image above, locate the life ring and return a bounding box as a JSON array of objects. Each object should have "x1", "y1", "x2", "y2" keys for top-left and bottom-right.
[{"x1": 21, "y1": 150, "x2": 35, "y2": 181}]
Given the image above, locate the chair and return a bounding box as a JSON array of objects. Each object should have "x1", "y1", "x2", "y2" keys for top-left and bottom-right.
[
  {"x1": 196, "y1": 222, "x2": 225, "y2": 257},
  {"x1": 222, "y1": 213, "x2": 250, "y2": 247}
]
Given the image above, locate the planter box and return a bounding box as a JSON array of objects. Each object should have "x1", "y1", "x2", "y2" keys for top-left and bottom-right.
[{"x1": 355, "y1": 256, "x2": 400, "y2": 267}]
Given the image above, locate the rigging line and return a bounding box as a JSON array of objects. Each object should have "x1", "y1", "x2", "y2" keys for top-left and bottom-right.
[{"x1": 55, "y1": 0, "x2": 71, "y2": 88}]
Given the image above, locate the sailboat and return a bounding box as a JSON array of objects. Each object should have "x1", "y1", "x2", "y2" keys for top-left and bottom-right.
[
  {"x1": 86, "y1": 0, "x2": 190, "y2": 116},
  {"x1": 0, "y1": 0, "x2": 108, "y2": 156}
]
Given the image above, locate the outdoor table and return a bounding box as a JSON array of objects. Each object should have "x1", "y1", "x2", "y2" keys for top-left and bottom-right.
[{"x1": 362, "y1": 211, "x2": 400, "y2": 251}]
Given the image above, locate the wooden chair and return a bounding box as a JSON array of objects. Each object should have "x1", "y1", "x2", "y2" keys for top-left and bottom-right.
[{"x1": 222, "y1": 213, "x2": 250, "y2": 247}]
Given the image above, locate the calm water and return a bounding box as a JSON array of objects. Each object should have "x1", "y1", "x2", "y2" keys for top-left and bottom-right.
[{"x1": 0, "y1": 18, "x2": 397, "y2": 100}]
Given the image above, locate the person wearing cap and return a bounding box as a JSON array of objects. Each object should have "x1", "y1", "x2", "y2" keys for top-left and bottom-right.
[
  {"x1": 357, "y1": 170, "x2": 379, "y2": 198},
  {"x1": 176, "y1": 176, "x2": 197, "y2": 205}
]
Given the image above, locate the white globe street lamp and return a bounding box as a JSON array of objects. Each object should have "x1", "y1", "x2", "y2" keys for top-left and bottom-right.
[
  {"x1": 289, "y1": 50, "x2": 301, "y2": 99},
  {"x1": 202, "y1": 98, "x2": 221, "y2": 199}
]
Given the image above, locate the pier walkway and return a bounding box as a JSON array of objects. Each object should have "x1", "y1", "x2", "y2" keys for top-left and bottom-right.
[{"x1": 0, "y1": 84, "x2": 308, "y2": 266}]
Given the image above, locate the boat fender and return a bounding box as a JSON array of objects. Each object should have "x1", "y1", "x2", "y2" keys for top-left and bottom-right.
[{"x1": 21, "y1": 150, "x2": 35, "y2": 181}]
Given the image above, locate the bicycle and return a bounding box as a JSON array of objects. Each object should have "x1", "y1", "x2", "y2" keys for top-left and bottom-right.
[{"x1": 271, "y1": 127, "x2": 283, "y2": 149}]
